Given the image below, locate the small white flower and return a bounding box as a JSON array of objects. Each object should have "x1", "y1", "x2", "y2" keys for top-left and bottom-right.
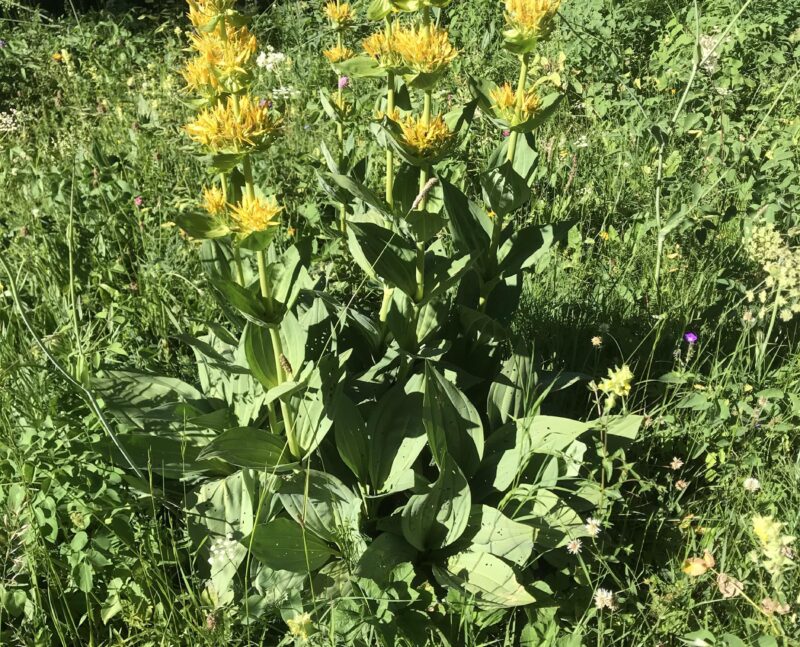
[
  {"x1": 272, "y1": 85, "x2": 298, "y2": 98},
  {"x1": 743, "y1": 477, "x2": 761, "y2": 493},
  {"x1": 670, "y1": 457, "x2": 684, "y2": 470},
  {"x1": 566, "y1": 539, "x2": 582, "y2": 555},
  {"x1": 257, "y1": 47, "x2": 288, "y2": 72},
  {"x1": 593, "y1": 588, "x2": 616, "y2": 610},
  {"x1": 207, "y1": 534, "x2": 238, "y2": 565},
  {"x1": 584, "y1": 518, "x2": 601, "y2": 538}
]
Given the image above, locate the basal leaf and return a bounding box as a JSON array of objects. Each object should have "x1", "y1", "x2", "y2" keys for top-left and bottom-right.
[
  {"x1": 423, "y1": 364, "x2": 484, "y2": 475},
  {"x1": 401, "y1": 458, "x2": 471, "y2": 551},
  {"x1": 433, "y1": 551, "x2": 536, "y2": 608},
  {"x1": 247, "y1": 518, "x2": 335, "y2": 573}
]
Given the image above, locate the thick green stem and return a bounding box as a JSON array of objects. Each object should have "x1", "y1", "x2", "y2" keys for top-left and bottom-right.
[
  {"x1": 506, "y1": 53, "x2": 530, "y2": 164},
  {"x1": 414, "y1": 243, "x2": 425, "y2": 303},
  {"x1": 233, "y1": 246, "x2": 245, "y2": 286},
  {"x1": 242, "y1": 154, "x2": 256, "y2": 201},
  {"x1": 418, "y1": 90, "x2": 433, "y2": 209},
  {"x1": 336, "y1": 31, "x2": 347, "y2": 233},
  {"x1": 257, "y1": 249, "x2": 299, "y2": 457}
]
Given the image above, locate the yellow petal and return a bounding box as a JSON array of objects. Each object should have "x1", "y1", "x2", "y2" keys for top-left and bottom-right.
[{"x1": 682, "y1": 557, "x2": 710, "y2": 577}]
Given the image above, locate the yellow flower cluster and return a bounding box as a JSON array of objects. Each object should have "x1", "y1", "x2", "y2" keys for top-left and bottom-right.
[
  {"x1": 597, "y1": 364, "x2": 633, "y2": 410},
  {"x1": 393, "y1": 25, "x2": 457, "y2": 75},
  {"x1": 400, "y1": 114, "x2": 453, "y2": 158},
  {"x1": 202, "y1": 185, "x2": 227, "y2": 216},
  {"x1": 323, "y1": 44, "x2": 354, "y2": 64},
  {"x1": 185, "y1": 95, "x2": 281, "y2": 152},
  {"x1": 745, "y1": 224, "x2": 800, "y2": 322},
  {"x1": 230, "y1": 195, "x2": 283, "y2": 235},
  {"x1": 504, "y1": 0, "x2": 562, "y2": 47},
  {"x1": 752, "y1": 515, "x2": 795, "y2": 577},
  {"x1": 182, "y1": 21, "x2": 257, "y2": 95},
  {"x1": 490, "y1": 82, "x2": 540, "y2": 124},
  {"x1": 363, "y1": 31, "x2": 404, "y2": 70},
  {"x1": 187, "y1": 0, "x2": 236, "y2": 29},
  {"x1": 324, "y1": 1, "x2": 355, "y2": 28},
  {"x1": 286, "y1": 612, "x2": 314, "y2": 640}
]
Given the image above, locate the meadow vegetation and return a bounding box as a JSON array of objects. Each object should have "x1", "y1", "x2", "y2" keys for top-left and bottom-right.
[{"x1": 0, "y1": 0, "x2": 799, "y2": 644}]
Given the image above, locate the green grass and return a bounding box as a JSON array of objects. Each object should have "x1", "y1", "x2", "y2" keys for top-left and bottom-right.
[{"x1": 1, "y1": 0, "x2": 799, "y2": 644}]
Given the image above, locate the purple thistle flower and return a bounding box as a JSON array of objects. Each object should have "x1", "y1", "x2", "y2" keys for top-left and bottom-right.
[
  {"x1": 134, "y1": 195, "x2": 143, "y2": 207},
  {"x1": 683, "y1": 331, "x2": 698, "y2": 344},
  {"x1": 338, "y1": 76, "x2": 349, "y2": 89}
]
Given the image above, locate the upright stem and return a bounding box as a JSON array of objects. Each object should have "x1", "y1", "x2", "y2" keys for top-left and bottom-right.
[
  {"x1": 336, "y1": 31, "x2": 347, "y2": 233},
  {"x1": 414, "y1": 8, "x2": 433, "y2": 306},
  {"x1": 385, "y1": 16, "x2": 395, "y2": 210},
  {"x1": 380, "y1": 17, "x2": 397, "y2": 328},
  {"x1": 506, "y1": 53, "x2": 530, "y2": 164},
  {"x1": 233, "y1": 246, "x2": 245, "y2": 286},
  {"x1": 483, "y1": 53, "x2": 531, "y2": 301},
  {"x1": 242, "y1": 149, "x2": 298, "y2": 456}
]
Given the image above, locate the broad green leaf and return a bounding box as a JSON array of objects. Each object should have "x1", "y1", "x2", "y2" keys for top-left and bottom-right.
[
  {"x1": 356, "y1": 533, "x2": 418, "y2": 584},
  {"x1": 347, "y1": 221, "x2": 418, "y2": 298},
  {"x1": 519, "y1": 415, "x2": 590, "y2": 454},
  {"x1": 433, "y1": 551, "x2": 536, "y2": 608},
  {"x1": 368, "y1": 376, "x2": 426, "y2": 493},
  {"x1": 247, "y1": 518, "x2": 335, "y2": 573},
  {"x1": 334, "y1": 393, "x2": 370, "y2": 481},
  {"x1": 603, "y1": 414, "x2": 643, "y2": 441},
  {"x1": 278, "y1": 470, "x2": 361, "y2": 543},
  {"x1": 487, "y1": 349, "x2": 535, "y2": 429},
  {"x1": 336, "y1": 54, "x2": 383, "y2": 78},
  {"x1": 463, "y1": 505, "x2": 533, "y2": 566},
  {"x1": 498, "y1": 222, "x2": 571, "y2": 277},
  {"x1": 440, "y1": 177, "x2": 492, "y2": 257},
  {"x1": 210, "y1": 278, "x2": 274, "y2": 327},
  {"x1": 73, "y1": 562, "x2": 94, "y2": 593},
  {"x1": 401, "y1": 459, "x2": 471, "y2": 550},
  {"x1": 197, "y1": 428, "x2": 292, "y2": 469},
  {"x1": 423, "y1": 364, "x2": 484, "y2": 475},
  {"x1": 252, "y1": 565, "x2": 307, "y2": 606},
  {"x1": 173, "y1": 211, "x2": 230, "y2": 240},
  {"x1": 367, "y1": 0, "x2": 393, "y2": 19},
  {"x1": 243, "y1": 323, "x2": 278, "y2": 390},
  {"x1": 265, "y1": 244, "x2": 312, "y2": 312},
  {"x1": 480, "y1": 161, "x2": 531, "y2": 218},
  {"x1": 420, "y1": 253, "x2": 473, "y2": 305}
]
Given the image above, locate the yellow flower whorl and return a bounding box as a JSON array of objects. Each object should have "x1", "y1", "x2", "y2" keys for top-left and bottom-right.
[
  {"x1": 490, "y1": 82, "x2": 541, "y2": 124},
  {"x1": 202, "y1": 185, "x2": 227, "y2": 215},
  {"x1": 392, "y1": 25, "x2": 457, "y2": 76},
  {"x1": 185, "y1": 95, "x2": 281, "y2": 152},
  {"x1": 399, "y1": 114, "x2": 453, "y2": 159},
  {"x1": 504, "y1": 0, "x2": 562, "y2": 53},
  {"x1": 324, "y1": 2, "x2": 355, "y2": 28},
  {"x1": 231, "y1": 195, "x2": 283, "y2": 235},
  {"x1": 323, "y1": 44, "x2": 354, "y2": 64}
]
